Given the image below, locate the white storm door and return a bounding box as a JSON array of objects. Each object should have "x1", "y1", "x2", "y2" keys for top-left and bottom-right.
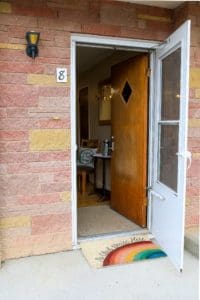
[{"x1": 150, "y1": 20, "x2": 190, "y2": 271}]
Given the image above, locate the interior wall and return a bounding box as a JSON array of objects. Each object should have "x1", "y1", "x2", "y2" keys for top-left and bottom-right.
[
  {"x1": 78, "y1": 50, "x2": 138, "y2": 189},
  {"x1": 78, "y1": 50, "x2": 137, "y2": 140}
]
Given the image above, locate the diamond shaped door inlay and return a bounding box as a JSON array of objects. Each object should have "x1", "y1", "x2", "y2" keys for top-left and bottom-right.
[{"x1": 122, "y1": 81, "x2": 132, "y2": 104}]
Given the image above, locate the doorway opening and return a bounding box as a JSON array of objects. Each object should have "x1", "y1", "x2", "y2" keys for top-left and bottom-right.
[
  {"x1": 75, "y1": 43, "x2": 150, "y2": 239},
  {"x1": 71, "y1": 21, "x2": 190, "y2": 270}
]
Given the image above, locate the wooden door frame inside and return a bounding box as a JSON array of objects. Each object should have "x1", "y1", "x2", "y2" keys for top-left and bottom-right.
[{"x1": 71, "y1": 34, "x2": 160, "y2": 248}]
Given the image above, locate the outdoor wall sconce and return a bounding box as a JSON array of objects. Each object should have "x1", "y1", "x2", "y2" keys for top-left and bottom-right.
[{"x1": 26, "y1": 31, "x2": 40, "y2": 59}]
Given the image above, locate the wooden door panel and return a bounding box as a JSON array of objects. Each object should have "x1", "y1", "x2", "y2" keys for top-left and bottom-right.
[{"x1": 111, "y1": 54, "x2": 148, "y2": 227}]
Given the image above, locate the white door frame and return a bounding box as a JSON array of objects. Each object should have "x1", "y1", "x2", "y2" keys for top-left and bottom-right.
[
  {"x1": 70, "y1": 34, "x2": 161, "y2": 248},
  {"x1": 148, "y1": 21, "x2": 191, "y2": 270}
]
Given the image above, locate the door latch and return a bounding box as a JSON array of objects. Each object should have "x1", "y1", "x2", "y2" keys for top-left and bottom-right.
[{"x1": 176, "y1": 150, "x2": 192, "y2": 169}]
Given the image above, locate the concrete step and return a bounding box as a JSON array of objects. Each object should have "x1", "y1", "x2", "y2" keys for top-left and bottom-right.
[{"x1": 184, "y1": 226, "x2": 199, "y2": 258}]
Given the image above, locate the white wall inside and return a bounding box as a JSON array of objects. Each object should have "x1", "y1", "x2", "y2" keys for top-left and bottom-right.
[{"x1": 77, "y1": 48, "x2": 139, "y2": 190}]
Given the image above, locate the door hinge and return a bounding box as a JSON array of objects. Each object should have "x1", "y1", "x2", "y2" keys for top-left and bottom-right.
[{"x1": 146, "y1": 68, "x2": 151, "y2": 77}]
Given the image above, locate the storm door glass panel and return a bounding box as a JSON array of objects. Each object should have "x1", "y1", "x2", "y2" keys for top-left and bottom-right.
[
  {"x1": 161, "y1": 48, "x2": 181, "y2": 120},
  {"x1": 159, "y1": 125, "x2": 179, "y2": 191},
  {"x1": 158, "y1": 47, "x2": 181, "y2": 192}
]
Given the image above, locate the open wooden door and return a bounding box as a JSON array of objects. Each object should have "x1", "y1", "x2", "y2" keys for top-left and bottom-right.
[{"x1": 111, "y1": 54, "x2": 148, "y2": 227}]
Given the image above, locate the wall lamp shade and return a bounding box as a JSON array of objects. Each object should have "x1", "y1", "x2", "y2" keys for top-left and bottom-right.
[{"x1": 26, "y1": 31, "x2": 40, "y2": 59}]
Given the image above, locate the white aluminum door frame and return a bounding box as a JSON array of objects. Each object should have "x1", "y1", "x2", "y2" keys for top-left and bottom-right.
[
  {"x1": 71, "y1": 34, "x2": 161, "y2": 248},
  {"x1": 148, "y1": 20, "x2": 191, "y2": 270}
]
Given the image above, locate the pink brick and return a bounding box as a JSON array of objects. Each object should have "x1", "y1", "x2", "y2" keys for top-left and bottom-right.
[
  {"x1": 17, "y1": 193, "x2": 61, "y2": 205},
  {"x1": 121, "y1": 26, "x2": 168, "y2": 41},
  {"x1": 0, "y1": 61, "x2": 44, "y2": 74},
  {"x1": 1, "y1": 195, "x2": 18, "y2": 207},
  {"x1": 54, "y1": 36, "x2": 71, "y2": 48},
  {"x1": 29, "y1": 161, "x2": 70, "y2": 173},
  {"x1": 189, "y1": 99, "x2": 200, "y2": 109},
  {"x1": 7, "y1": 161, "x2": 70, "y2": 174},
  {"x1": 9, "y1": 37, "x2": 26, "y2": 45},
  {"x1": 39, "y1": 173, "x2": 54, "y2": 183},
  {"x1": 38, "y1": 86, "x2": 69, "y2": 97},
  {"x1": 31, "y1": 213, "x2": 71, "y2": 235},
  {"x1": 0, "y1": 141, "x2": 29, "y2": 152},
  {"x1": 187, "y1": 160, "x2": 200, "y2": 177},
  {"x1": 38, "y1": 119, "x2": 70, "y2": 129},
  {"x1": 12, "y1": 5, "x2": 57, "y2": 18},
  {"x1": 186, "y1": 186, "x2": 200, "y2": 197},
  {"x1": 0, "y1": 227, "x2": 31, "y2": 239},
  {"x1": 39, "y1": 46, "x2": 70, "y2": 59},
  {"x1": 0, "y1": 152, "x2": 38, "y2": 163},
  {"x1": 188, "y1": 128, "x2": 200, "y2": 138},
  {"x1": 38, "y1": 96, "x2": 69, "y2": 108},
  {"x1": 1, "y1": 232, "x2": 72, "y2": 260},
  {"x1": 0, "y1": 49, "x2": 31, "y2": 63},
  {"x1": 191, "y1": 26, "x2": 200, "y2": 47},
  {"x1": 38, "y1": 17, "x2": 81, "y2": 32},
  {"x1": 143, "y1": 20, "x2": 172, "y2": 33},
  {"x1": 0, "y1": 31, "x2": 9, "y2": 43},
  {"x1": 6, "y1": 108, "x2": 29, "y2": 118},
  {"x1": 0, "y1": 13, "x2": 37, "y2": 27},
  {"x1": 0, "y1": 108, "x2": 7, "y2": 118},
  {"x1": 0, "y1": 174, "x2": 41, "y2": 197},
  {"x1": 100, "y1": 3, "x2": 137, "y2": 27},
  {"x1": 0, "y1": 142, "x2": 7, "y2": 152},
  {"x1": 187, "y1": 176, "x2": 200, "y2": 185},
  {"x1": 0, "y1": 202, "x2": 70, "y2": 218},
  {"x1": 7, "y1": 163, "x2": 30, "y2": 174},
  {"x1": 47, "y1": 0, "x2": 88, "y2": 10},
  {"x1": 82, "y1": 23, "x2": 121, "y2": 37},
  {"x1": 54, "y1": 171, "x2": 70, "y2": 182},
  {"x1": 0, "y1": 118, "x2": 38, "y2": 130},
  {"x1": 0, "y1": 152, "x2": 71, "y2": 164},
  {"x1": 189, "y1": 89, "x2": 196, "y2": 98},
  {"x1": 189, "y1": 108, "x2": 200, "y2": 118},
  {"x1": 0, "y1": 131, "x2": 28, "y2": 141},
  {"x1": 36, "y1": 56, "x2": 69, "y2": 65},
  {"x1": 188, "y1": 138, "x2": 200, "y2": 148},
  {"x1": 0, "y1": 164, "x2": 7, "y2": 175},
  {"x1": 0, "y1": 84, "x2": 39, "y2": 107},
  {"x1": 185, "y1": 215, "x2": 199, "y2": 227},
  {"x1": 135, "y1": 2, "x2": 172, "y2": 18},
  {"x1": 43, "y1": 63, "x2": 70, "y2": 75},
  {"x1": 38, "y1": 151, "x2": 71, "y2": 162},
  {"x1": 58, "y1": 7, "x2": 99, "y2": 23},
  {"x1": 41, "y1": 181, "x2": 71, "y2": 193},
  {"x1": 29, "y1": 106, "x2": 69, "y2": 114}
]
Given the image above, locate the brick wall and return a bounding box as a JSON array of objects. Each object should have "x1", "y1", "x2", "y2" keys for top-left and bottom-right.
[
  {"x1": 0, "y1": 0, "x2": 199, "y2": 261},
  {"x1": 173, "y1": 2, "x2": 200, "y2": 228}
]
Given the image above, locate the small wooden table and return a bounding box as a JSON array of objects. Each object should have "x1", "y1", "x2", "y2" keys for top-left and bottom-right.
[{"x1": 93, "y1": 153, "x2": 111, "y2": 200}]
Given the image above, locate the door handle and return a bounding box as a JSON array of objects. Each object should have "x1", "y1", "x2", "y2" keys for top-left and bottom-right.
[
  {"x1": 149, "y1": 188, "x2": 165, "y2": 201},
  {"x1": 176, "y1": 151, "x2": 192, "y2": 169},
  {"x1": 186, "y1": 151, "x2": 192, "y2": 169}
]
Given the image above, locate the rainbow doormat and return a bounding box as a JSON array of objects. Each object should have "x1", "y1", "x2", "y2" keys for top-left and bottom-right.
[{"x1": 80, "y1": 234, "x2": 167, "y2": 268}]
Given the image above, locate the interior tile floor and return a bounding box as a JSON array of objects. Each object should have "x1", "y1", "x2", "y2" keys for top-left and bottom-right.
[{"x1": 78, "y1": 204, "x2": 141, "y2": 237}]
